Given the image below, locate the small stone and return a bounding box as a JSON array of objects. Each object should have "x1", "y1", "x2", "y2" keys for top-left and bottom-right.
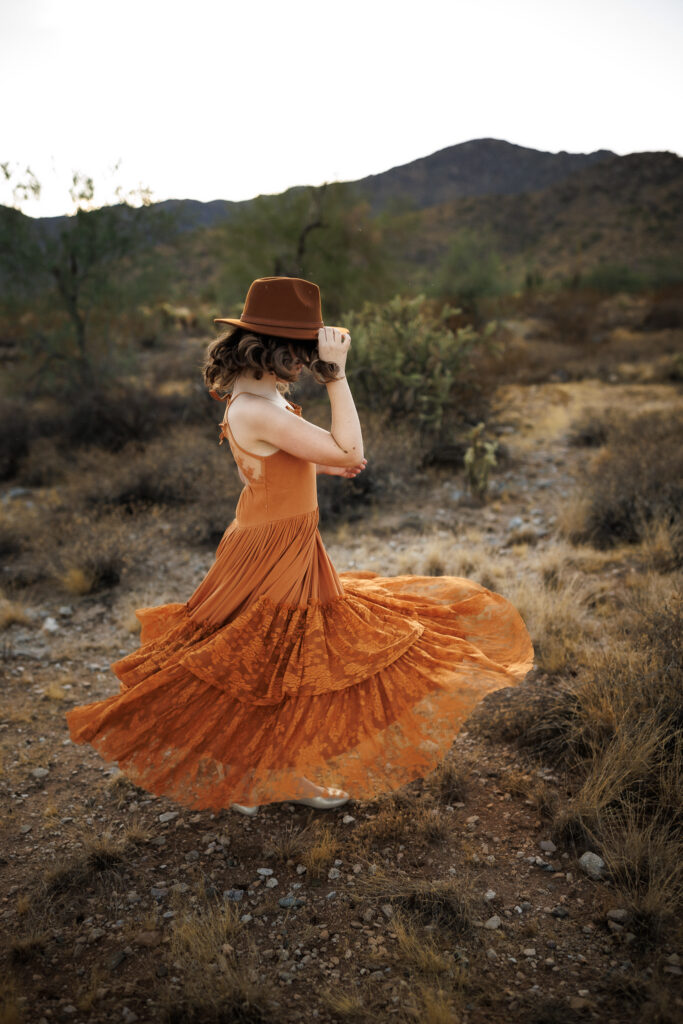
[
  {"x1": 523, "y1": 948, "x2": 537, "y2": 957},
  {"x1": 381, "y1": 904, "x2": 394, "y2": 919},
  {"x1": 484, "y1": 890, "x2": 496, "y2": 901},
  {"x1": 486, "y1": 948, "x2": 498, "y2": 961},
  {"x1": 579, "y1": 851, "x2": 605, "y2": 880},
  {"x1": 278, "y1": 897, "x2": 304, "y2": 909},
  {"x1": 134, "y1": 930, "x2": 161, "y2": 948},
  {"x1": 539, "y1": 840, "x2": 557, "y2": 854},
  {"x1": 326, "y1": 891, "x2": 337, "y2": 899},
  {"x1": 666, "y1": 953, "x2": 681, "y2": 966},
  {"x1": 606, "y1": 908, "x2": 628, "y2": 924},
  {"x1": 352, "y1": 863, "x2": 362, "y2": 874},
  {"x1": 265, "y1": 877, "x2": 278, "y2": 888},
  {"x1": 88, "y1": 928, "x2": 106, "y2": 943},
  {"x1": 257, "y1": 867, "x2": 274, "y2": 876},
  {"x1": 58, "y1": 605, "x2": 74, "y2": 616},
  {"x1": 185, "y1": 850, "x2": 199, "y2": 862},
  {"x1": 20, "y1": 824, "x2": 32, "y2": 834},
  {"x1": 550, "y1": 906, "x2": 569, "y2": 919},
  {"x1": 484, "y1": 915, "x2": 501, "y2": 930},
  {"x1": 107, "y1": 951, "x2": 127, "y2": 971},
  {"x1": 328, "y1": 867, "x2": 341, "y2": 880},
  {"x1": 150, "y1": 887, "x2": 167, "y2": 899},
  {"x1": 342, "y1": 814, "x2": 356, "y2": 824},
  {"x1": 31, "y1": 767, "x2": 49, "y2": 779},
  {"x1": 224, "y1": 889, "x2": 244, "y2": 902},
  {"x1": 295, "y1": 864, "x2": 306, "y2": 875},
  {"x1": 42, "y1": 617, "x2": 59, "y2": 633},
  {"x1": 158, "y1": 811, "x2": 178, "y2": 823},
  {"x1": 170, "y1": 882, "x2": 190, "y2": 894},
  {"x1": 240, "y1": 913, "x2": 253, "y2": 923},
  {"x1": 121, "y1": 1009, "x2": 139, "y2": 1024}
]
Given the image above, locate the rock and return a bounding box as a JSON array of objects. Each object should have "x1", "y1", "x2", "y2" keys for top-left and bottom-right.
[
  {"x1": 381, "y1": 904, "x2": 394, "y2": 919},
  {"x1": 265, "y1": 877, "x2": 278, "y2": 888},
  {"x1": 184, "y1": 850, "x2": 199, "y2": 862},
  {"x1": 342, "y1": 814, "x2": 356, "y2": 824},
  {"x1": 121, "y1": 1008, "x2": 139, "y2": 1023},
  {"x1": 150, "y1": 887, "x2": 167, "y2": 898},
  {"x1": 484, "y1": 916, "x2": 502, "y2": 930},
  {"x1": 170, "y1": 882, "x2": 190, "y2": 894},
  {"x1": 539, "y1": 840, "x2": 557, "y2": 854},
  {"x1": 295, "y1": 864, "x2": 306, "y2": 875},
  {"x1": 522, "y1": 948, "x2": 537, "y2": 957},
  {"x1": 486, "y1": 948, "x2": 498, "y2": 961},
  {"x1": 579, "y1": 851, "x2": 606, "y2": 880},
  {"x1": 107, "y1": 951, "x2": 127, "y2": 971},
  {"x1": 484, "y1": 890, "x2": 496, "y2": 902},
  {"x1": 507, "y1": 516, "x2": 524, "y2": 530},
  {"x1": 58, "y1": 605, "x2": 74, "y2": 617},
  {"x1": 352, "y1": 863, "x2": 363, "y2": 874},
  {"x1": 550, "y1": 906, "x2": 569, "y2": 919},
  {"x1": 31, "y1": 767, "x2": 49, "y2": 779},
  {"x1": 328, "y1": 867, "x2": 342, "y2": 880},
  {"x1": 42, "y1": 617, "x2": 59, "y2": 633},
  {"x1": 88, "y1": 928, "x2": 106, "y2": 943},
  {"x1": 240, "y1": 913, "x2": 253, "y2": 923},
  {"x1": 606, "y1": 908, "x2": 628, "y2": 924},
  {"x1": 278, "y1": 897, "x2": 305, "y2": 909},
  {"x1": 257, "y1": 867, "x2": 274, "y2": 876},
  {"x1": 224, "y1": 889, "x2": 244, "y2": 902},
  {"x1": 20, "y1": 824, "x2": 32, "y2": 834},
  {"x1": 158, "y1": 811, "x2": 178, "y2": 823}
]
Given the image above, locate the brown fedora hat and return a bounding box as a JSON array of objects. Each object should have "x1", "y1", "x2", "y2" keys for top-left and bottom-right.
[{"x1": 214, "y1": 276, "x2": 347, "y2": 341}]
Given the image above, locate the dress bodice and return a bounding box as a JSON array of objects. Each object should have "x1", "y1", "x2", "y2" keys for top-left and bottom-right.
[{"x1": 219, "y1": 392, "x2": 318, "y2": 526}]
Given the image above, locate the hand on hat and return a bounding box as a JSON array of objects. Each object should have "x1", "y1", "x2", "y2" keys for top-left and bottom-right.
[{"x1": 317, "y1": 326, "x2": 350, "y2": 370}]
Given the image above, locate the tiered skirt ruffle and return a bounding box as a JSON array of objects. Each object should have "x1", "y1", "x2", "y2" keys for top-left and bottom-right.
[{"x1": 66, "y1": 524, "x2": 534, "y2": 808}]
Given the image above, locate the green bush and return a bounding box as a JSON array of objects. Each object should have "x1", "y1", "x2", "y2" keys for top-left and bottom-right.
[{"x1": 341, "y1": 294, "x2": 496, "y2": 436}]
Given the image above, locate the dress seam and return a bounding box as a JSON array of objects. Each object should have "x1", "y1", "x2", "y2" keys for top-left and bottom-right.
[{"x1": 233, "y1": 507, "x2": 319, "y2": 530}]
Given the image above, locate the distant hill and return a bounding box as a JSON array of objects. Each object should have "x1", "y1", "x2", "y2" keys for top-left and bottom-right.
[
  {"x1": 6, "y1": 137, "x2": 617, "y2": 234},
  {"x1": 396, "y1": 150, "x2": 683, "y2": 282},
  {"x1": 349, "y1": 137, "x2": 617, "y2": 213}
]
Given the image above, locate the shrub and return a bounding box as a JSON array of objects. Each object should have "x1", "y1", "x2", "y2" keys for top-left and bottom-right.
[
  {"x1": 341, "y1": 294, "x2": 496, "y2": 438},
  {"x1": 563, "y1": 408, "x2": 683, "y2": 561}
]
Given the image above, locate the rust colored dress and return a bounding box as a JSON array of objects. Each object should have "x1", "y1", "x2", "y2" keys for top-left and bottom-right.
[{"x1": 66, "y1": 392, "x2": 534, "y2": 809}]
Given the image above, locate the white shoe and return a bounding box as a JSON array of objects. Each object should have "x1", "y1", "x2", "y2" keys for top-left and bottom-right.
[
  {"x1": 289, "y1": 787, "x2": 350, "y2": 810},
  {"x1": 230, "y1": 803, "x2": 260, "y2": 816}
]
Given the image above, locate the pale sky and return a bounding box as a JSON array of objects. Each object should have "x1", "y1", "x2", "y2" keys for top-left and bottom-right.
[{"x1": 2, "y1": 0, "x2": 681, "y2": 217}]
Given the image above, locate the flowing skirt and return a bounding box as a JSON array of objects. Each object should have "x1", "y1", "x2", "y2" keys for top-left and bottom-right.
[{"x1": 66, "y1": 509, "x2": 534, "y2": 809}]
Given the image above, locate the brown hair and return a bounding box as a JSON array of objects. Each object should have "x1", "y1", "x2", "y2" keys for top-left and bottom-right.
[{"x1": 202, "y1": 325, "x2": 343, "y2": 398}]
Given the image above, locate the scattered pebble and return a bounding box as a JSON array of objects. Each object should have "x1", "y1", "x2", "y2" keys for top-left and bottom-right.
[
  {"x1": 484, "y1": 916, "x2": 502, "y2": 930},
  {"x1": 158, "y1": 811, "x2": 178, "y2": 823},
  {"x1": 579, "y1": 851, "x2": 606, "y2": 880}
]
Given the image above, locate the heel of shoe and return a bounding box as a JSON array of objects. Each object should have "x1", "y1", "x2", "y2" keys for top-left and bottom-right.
[{"x1": 230, "y1": 803, "x2": 260, "y2": 817}]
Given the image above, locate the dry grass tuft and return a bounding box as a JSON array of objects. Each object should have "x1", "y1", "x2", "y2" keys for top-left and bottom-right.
[
  {"x1": 358, "y1": 867, "x2": 473, "y2": 937},
  {"x1": 163, "y1": 897, "x2": 276, "y2": 1024},
  {"x1": 0, "y1": 594, "x2": 30, "y2": 630},
  {"x1": 0, "y1": 974, "x2": 23, "y2": 1024},
  {"x1": 400, "y1": 982, "x2": 463, "y2": 1023},
  {"x1": 425, "y1": 757, "x2": 468, "y2": 805},
  {"x1": 299, "y1": 821, "x2": 341, "y2": 880},
  {"x1": 390, "y1": 909, "x2": 452, "y2": 977}
]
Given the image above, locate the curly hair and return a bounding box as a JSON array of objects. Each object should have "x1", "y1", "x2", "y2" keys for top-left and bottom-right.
[{"x1": 202, "y1": 325, "x2": 343, "y2": 399}]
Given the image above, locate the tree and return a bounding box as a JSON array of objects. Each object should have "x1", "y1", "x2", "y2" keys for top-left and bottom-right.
[
  {"x1": 429, "y1": 226, "x2": 509, "y2": 316},
  {"x1": 212, "y1": 181, "x2": 394, "y2": 320},
  {"x1": 0, "y1": 163, "x2": 174, "y2": 395}
]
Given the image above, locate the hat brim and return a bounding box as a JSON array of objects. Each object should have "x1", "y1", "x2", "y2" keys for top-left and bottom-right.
[{"x1": 213, "y1": 317, "x2": 347, "y2": 340}]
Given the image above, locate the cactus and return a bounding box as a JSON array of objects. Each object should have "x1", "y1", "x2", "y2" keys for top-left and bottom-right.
[{"x1": 464, "y1": 422, "x2": 498, "y2": 501}]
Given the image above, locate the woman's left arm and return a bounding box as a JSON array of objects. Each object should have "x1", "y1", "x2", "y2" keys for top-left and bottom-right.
[{"x1": 316, "y1": 459, "x2": 367, "y2": 478}]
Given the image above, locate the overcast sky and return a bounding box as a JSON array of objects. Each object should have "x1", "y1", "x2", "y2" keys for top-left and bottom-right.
[{"x1": 2, "y1": 0, "x2": 681, "y2": 217}]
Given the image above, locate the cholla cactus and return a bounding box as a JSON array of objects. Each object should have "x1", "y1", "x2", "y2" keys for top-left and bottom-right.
[{"x1": 464, "y1": 422, "x2": 498, "y2": 501}]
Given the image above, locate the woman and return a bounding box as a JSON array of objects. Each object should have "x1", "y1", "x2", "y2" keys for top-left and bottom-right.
[{"x1": 66, "y1": 277, "x2": 534, "y2": 816}]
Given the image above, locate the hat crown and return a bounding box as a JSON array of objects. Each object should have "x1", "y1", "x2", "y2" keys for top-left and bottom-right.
[{"x1": 241, "y1": 277, "x2": 324, "y2": 332}]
